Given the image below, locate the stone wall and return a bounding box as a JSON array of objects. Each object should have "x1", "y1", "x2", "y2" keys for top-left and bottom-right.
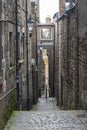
[
  {"x1": 61, "y1": 8, "x2": 77, "y2": 109},
  {"x1": 57, "y1": 6, "x2": 78, "y2": 109},
  {"x1": 79, "y1": 36, "x2": 87, "y2": 109},
  {"x1": 0, "y1": 90, "x2": 17, "y2": 130},
  {"x1": 0, "y1": 0, "x2": 35, "y2": 129},
  {"x1": 54, "y1": 22, "x2": 59, "y2": 103},
  {"x1": 38, "y1": 51, "x2": 45, "y2": 97},
  {"x1": 78, "y1": 0, "x2": 87, "y2": 109},
  {"x1": 57, "y1": 1, "x2": 87, "y2": 110},
  {"x1": 0, "y1": 1, "x2": 17, "y2": 129}
]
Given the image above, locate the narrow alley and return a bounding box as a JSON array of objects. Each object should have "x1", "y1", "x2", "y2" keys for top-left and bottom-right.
[
  {"x1": 1, "y1": 0, "x2": 87, "y2": 130},
  {"x1": 4, "y1": 98, "x2": 87, "y2": 130}
]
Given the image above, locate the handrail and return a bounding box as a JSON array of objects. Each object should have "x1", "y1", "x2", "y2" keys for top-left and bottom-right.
[{"x1": 0, "y1": 87, "x2": 16, "y2": 101}]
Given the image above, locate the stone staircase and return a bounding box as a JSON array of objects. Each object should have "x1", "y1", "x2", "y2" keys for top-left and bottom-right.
[{"x1": 4, "y1": 98, "x2": 87, "y2": 130}]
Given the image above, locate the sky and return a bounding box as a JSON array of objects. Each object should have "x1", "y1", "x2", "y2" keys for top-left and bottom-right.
[{"x1": 40, "y1": 0, "x2": 59, "y2": 23}]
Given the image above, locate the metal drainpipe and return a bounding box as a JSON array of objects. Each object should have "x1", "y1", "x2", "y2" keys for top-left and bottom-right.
[
  {"x1": 36, "y1": 28, "x2": 38, "y2": 101},
  {"x1": 67, "y1": 13, "x2": 69, "y2": 88},
  {"x1": 56, "y1": 22, "x2": 59, "y2": 105},
  {"x1": 53, "y1": 24, "x2": 55, "y2": 97},
  {"x1": 15, "y1": 0, "x2": 20, "y2": 110},
  {"x1": 35, "y1": 13, "x2": 38, "y2": 102},
  {"x1": 75, "y1": 1, "x2": 79, "y2": 109},
  {"x1": 26, "y1": 0, "x2": 29, "y2": 110}
]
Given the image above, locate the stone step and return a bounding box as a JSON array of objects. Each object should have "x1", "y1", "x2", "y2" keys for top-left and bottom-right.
[
  {"x1": 4, "y1": 98, "x2": 87, "y2": 130},
  {"x1": 4, "y1": 110, "x2": 87, "y2": 130}
]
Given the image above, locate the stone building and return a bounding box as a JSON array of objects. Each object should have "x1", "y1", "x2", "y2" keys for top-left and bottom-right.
[
  {"x1": 38, "y1": 50, "x2": 45, "y2": 97},
  {"x1": 0, "y1": 0, "x2": 39, "y2": 129},
  {"x1": 31, "y1": 0, "x2": 40, "y2": 103},
  {"x1": 56, "y1": 0, "x2": 87, "y2": 109},
  {"x1": 45, "y1": 16, "x2": 54, "y2": 97},
  {"x1": 53, "y1": 12, "x2": 59, "y2": 104},
  {"x1": 0, "y1": 1, "x2": 17, "y2": 129},
  {"x1": 37, "y1": 20, "x2": 55, "y2": 98}
]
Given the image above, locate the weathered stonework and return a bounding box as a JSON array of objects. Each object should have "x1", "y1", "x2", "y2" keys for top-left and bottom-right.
[
  {"x1": 38, "y1": 51, "x2": 45, "y2": 97},
  {"x1": 56, "y1": 0, "x2": 87, "y2": 110},
  {"x1": 0, "y1": 0, "x2": 39, "y2": 129}
]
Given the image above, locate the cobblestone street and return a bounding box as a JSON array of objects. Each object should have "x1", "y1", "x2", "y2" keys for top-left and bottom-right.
[{"x1": 4, "y1": 98, "x2": 87, "y2": 130}]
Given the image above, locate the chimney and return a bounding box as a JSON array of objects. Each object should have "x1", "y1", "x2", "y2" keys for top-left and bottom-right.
[{"x1": 59, "y1": 0, "x2": 65, "y2": 16}]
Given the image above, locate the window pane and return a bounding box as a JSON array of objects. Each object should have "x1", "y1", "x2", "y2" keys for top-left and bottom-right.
[{"x1": 41, "y1": 28, "x2": 52, "y2": 40}]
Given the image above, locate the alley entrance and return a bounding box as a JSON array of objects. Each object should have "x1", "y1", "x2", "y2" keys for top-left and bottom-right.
[{"x1": 37, "y1": 23, "x2": 55, "y2": 98}]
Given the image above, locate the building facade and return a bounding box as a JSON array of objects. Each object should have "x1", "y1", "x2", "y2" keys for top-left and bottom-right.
[
  {"x1": 31, "y1": 0, "x2": 40, "y2": 103},
  {"x1": 0, "y1": 1, "x2": 17, "y2": 129},
  {"x1": 56, "y1": 0, "x2": 87, "y2": 109},
  {"x1": 0, "y1": 0, "x2": 40, "y2": 129}
]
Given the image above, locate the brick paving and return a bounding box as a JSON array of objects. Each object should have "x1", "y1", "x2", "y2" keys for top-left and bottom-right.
[{"x1": 4, "y1": 98, "x2": 87, "y2": 130}]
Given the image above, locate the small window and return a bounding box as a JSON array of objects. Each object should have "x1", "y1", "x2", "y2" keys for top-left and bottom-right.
[{"x1": 41, "y1": 28, "x2": 52, "y2": 40}]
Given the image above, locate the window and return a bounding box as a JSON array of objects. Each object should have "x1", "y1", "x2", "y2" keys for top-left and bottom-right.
[{"x1": 41, "y1": 28, "x2": 52, "y2": 40}]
